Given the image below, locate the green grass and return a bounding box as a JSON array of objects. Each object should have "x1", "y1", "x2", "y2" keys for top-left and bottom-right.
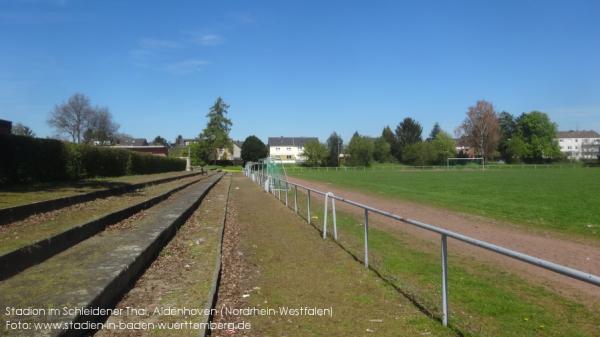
[
  {"x1": 281, "y1": 187, "x2": 600, "y2": 337},
  {"x1": 288, "y1": 167, "x2": 600, "y2": 240}
]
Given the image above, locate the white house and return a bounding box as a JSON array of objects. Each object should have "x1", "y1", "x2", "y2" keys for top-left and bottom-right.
[
  {"x1": 268, "y1": 137, "x2": 318, "y2": 163},
  {"x1": 217, "y1": 141, "x2": 243, "y2": 161},
  {"x1": 556, "y1": 130, "x2": 600, "y2": 160}
]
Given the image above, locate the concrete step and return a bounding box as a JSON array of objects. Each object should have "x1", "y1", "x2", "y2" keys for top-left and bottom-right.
[{"x1": 0, "y1": 173, "x2": 223, "y2": 337}]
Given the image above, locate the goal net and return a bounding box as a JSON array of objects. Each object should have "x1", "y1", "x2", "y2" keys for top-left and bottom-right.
[
  {"x1": 446, "y1": 157, "x2": 485, "y2": 169},
  {"x1": 264, "y1": 157, "x2": 288, "y2": 193}
]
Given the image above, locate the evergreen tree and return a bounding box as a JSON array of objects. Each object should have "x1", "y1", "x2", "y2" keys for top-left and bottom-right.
[{"x1": 200, "y1": 97, "x2": 233, "y2": 164}]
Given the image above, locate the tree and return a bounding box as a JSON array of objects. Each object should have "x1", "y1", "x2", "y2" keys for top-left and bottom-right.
[
  {"x1": 200, "y1": 97, "x2": 233, "y2": 164},
  {"x1": 152, "y1": 135, "x2": 169, "y2": 147},
  {"x1": 497, "y1": 111, "x2": 516, "y2": 161},
  {"x1": 402, "y1": 142, "x2": 432, "y2": 166},
  {"x1": 301, "y1": 140, "x2": 328, "y2": 166},
  {"x1": 381, "y1": 126, "x2": 398, "y2": 159},
  {"x1": 241, "y1": 135, "x2": 268, "y2": 164},
  {"x1": 326, "y1": 132, "x2": 343, "y2": 167},
  {"x1": 347, "y1": 132, "x2": 374, "y2": 166},
  {"x1": 175, "y1": 135, "x2": 184, "y2": 146},
  {"x1": 12, "y1": 123, "x2": 35, "y2": 137},
  {"x1": 514, "y1": 111, "x2": 561, "y2": 162},
  {"x1": 429, "y1": 131, "x2": 456, "y2": 164},
  {"x1": 190, "y1": 139, "x2": 212, "y2": 166},
  {"x1": 395, "y1": 117, "x2": 422, "y2": 161},
  {"x1": 83, "y1": 107, "x2": 119, "y2": 144},
  {"x1": 457, "y1": 100, "x2": 501, "y2": 160},
  {"x1": 48, "y1": 93, "x2": 95, "y2": 143},
  {"x1": 373, "y1": 137, "x2": 392, "y2": 162},
  {"x1": 428, "y1": 122, "x2": 442, "y2": 141}
]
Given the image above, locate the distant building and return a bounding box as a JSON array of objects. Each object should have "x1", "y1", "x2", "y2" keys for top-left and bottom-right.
[
  {"x1": 0, "y1": 119, "x2": 12, "y2": 135},
  {"x1": 454, "y1": 138, "x2": 475, "y2": 158},
  {"x1": 217, "y1": 141, "x2": 243, "y2": 161},
  {"x1": 268, "y1": 136, "x2": 318, "y2": 163},
  {"x1": 115, "y1": 137, "x2": 149, "y2": 146},
  {"x1": 556, "y1": 130, "x2": 600, "y2": 160}
]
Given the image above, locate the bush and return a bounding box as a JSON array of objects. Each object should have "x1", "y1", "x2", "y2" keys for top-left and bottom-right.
[{"x1": 0, "y1": 134, "x2": 185, "y2": 186}]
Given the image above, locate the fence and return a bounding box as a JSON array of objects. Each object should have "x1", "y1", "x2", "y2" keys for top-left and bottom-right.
[{"x1": 244, "y1": 162, "x2": 600, "y2": 328}]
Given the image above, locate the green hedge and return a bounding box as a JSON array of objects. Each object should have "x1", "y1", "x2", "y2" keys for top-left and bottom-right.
[{"x1": 0, "y1": 135, "x2": 186, "y2": 185}]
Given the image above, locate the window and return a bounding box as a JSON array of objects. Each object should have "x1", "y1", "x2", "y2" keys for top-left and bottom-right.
[
  {"x1": 276, "y1": 147, "x2": 280, "y2": 151},
  {"x1": 286, "y1": 147, "x2": 291, "y2": 151},
  {"x1": 559, "y1": 139, "x2": 563, "y2": 142},
  {"x1": 567, "y1": 146, "x2": 572, "y2": 149},
  {"x1": 575, "y1": 139, "x2": 578, "y2": 142},
  {"x1": 287, "y1": 155, "x2": 292, "y2": 159}
]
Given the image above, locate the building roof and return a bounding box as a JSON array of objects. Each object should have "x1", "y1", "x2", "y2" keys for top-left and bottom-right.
[
  {"x1": 116, "y1": 137, "x2": 148, "y2": 146},
  {"x1": 268, "y1": 137, "x2": 318, "y2": 147},
  {"x1": 556, "y1": 130, "x2": 600, "y2": 139}
]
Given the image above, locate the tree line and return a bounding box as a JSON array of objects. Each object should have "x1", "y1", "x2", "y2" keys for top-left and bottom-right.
[{"x1": 299, "y1": 99, "x2": 562, "y2": 167}]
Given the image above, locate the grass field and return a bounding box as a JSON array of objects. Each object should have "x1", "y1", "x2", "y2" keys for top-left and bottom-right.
[
  {"x1": 287, "y1": 167, "x2": 600, "y2": 240},
  {"x1": 277, "y1": 186, "x2": 600, "y2": 337}
]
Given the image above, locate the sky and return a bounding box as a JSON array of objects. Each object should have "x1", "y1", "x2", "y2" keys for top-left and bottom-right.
[{"x1": 1, "y1": 0, "x2": 599, "y2": 143}]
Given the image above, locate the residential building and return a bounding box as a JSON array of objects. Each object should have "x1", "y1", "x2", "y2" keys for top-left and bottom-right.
[
  {"x1": 268, "y1": 137, "x2": 318, "y2": 163},
  {"x1": 556, "y1": 130, "x2": 600, "y2": 160},
  {"x1": 217, "y1": 141, "x2": 243, "y2": 161}
]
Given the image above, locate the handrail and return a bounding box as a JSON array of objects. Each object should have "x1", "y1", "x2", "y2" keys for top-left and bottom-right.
[{"x1": 243, "y1": 161, "x2": 600, "y2": 328}]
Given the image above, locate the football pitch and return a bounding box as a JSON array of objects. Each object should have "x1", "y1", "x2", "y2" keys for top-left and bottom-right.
[{"x1": 288, "y1": 166, "x2": 600, "y2": 240}]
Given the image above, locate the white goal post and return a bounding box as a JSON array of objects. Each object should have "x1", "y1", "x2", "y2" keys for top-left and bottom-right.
[{"x1": 446, "y1": 157, "x2": 485, "y2": 169}]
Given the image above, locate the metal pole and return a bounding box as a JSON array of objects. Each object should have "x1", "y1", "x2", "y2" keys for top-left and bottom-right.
[
  {"x1": 332, "y1": 196, "x2": 337, "y2": 240},
  {"x1": 307, "y1": 189, "x2": 311, "y2": 224},
  {"x1": 441, "y1": 234, "x2": 449, "y2": 327},
  {"x1": 323, "y1": 193, "x2": 329, "y2": 239},
  {"x1": 285, "y1": 182, "x2": 289, "y2": 207},
  {"x1": 294, "y1": 185, "x2": 298, "y2": 214},
  {"x1": 364, "y1": 209, "x2": 369, "y2": 268}
]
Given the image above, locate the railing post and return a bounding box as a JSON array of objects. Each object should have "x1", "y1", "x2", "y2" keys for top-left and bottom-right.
[
  {"x1": 294, "y1": 185, "x2": 298, "y2": 214},
  {"x1": 307, "y1": 190, "x2": 311, "y2": 224},
  {"x1": 364, "y1": 209, "x2": 369, "y2": 268},
  {"x1": 332, "y1": 196, "x2": 337, "y2": 240},
  {"x1": 285, "y1": 182, "x2": 289, "y2": 207},
  {"x1": 441, "y1": 234, "x2": 449, "y2": 327},
  {"x1": 323, "y1": 193, "x2": 329, "y2": 239}
]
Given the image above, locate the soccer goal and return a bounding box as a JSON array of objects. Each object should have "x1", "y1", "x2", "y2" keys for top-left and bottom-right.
[
  {"x1": 263, "y1": 157, "x2": 289, "y2": 194},
  {"x1": 446, "y1": 157, "x2": 485, "y2": 170}
]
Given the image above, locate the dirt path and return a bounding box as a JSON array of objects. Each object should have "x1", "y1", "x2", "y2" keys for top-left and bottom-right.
[{"x1": 288, "y1": 177, "x2": 600, "y2": 303}]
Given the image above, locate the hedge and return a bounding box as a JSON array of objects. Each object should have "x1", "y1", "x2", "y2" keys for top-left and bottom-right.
[{"x1": 0, "y1": 135, "x2": 186, "y2": 185}]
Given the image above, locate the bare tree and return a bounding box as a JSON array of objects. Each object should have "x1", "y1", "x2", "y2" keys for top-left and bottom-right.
[
  {"x1": 84, "y1": 107, "x2": 120, "y2": 144},
  {"x1": 48, "y1": 93, "x2": 94, "y2": 143},
  {"x1": 457, "y1": 100, "x2": 501, "y2": 159},
  {"x1": 12, "y1": 123, "x2": 36, "y2": 137}
]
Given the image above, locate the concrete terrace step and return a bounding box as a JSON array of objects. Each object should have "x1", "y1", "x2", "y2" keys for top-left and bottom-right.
[
  {"x1": 0, "y1": 173, "x2": 223, "y2": 337},
  {"x1": 0, "y1": 171, "x2": 204, "y2": 225},
  {"x1": 0, "y1": 174, "x2": 213, "y2": 280}
]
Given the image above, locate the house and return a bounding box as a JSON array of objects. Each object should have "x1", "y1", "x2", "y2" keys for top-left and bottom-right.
[
  {"x1": 217, "y1": 141, "x2": 243, "y2": 161},
  {"x1": 115, "y1": 137, "x2": 149, "y2": 146},
  {"x1": 556, "y1": 130, "x2": 600, "y2": 160},
  {"x1": 0, "y1": 119, "x2": 12, "y2": 135},
  {"x1": 268, "y1": 136, "x2": 318, "y2": 163},
  {"x1": 454, "y1": 138, "x2": 475, "y2": 158}
]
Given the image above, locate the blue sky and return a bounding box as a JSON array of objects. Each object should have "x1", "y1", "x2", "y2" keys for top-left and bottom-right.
[{"x1": 1, "y1": 0, "x2": 599, "y2": 143}]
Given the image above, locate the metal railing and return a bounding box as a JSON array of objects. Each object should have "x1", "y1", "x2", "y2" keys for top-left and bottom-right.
[{"x1": 244, "y1": 162, "x2": 600, "y2": 328}]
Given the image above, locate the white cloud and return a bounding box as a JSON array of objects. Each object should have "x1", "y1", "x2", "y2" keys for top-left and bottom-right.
[
  {"x1": 191, "y1": 33, "x2": 223, "y2": 46},
  {"x1": 163, "y1": 59, "x2": 209, "y2": 75}
]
